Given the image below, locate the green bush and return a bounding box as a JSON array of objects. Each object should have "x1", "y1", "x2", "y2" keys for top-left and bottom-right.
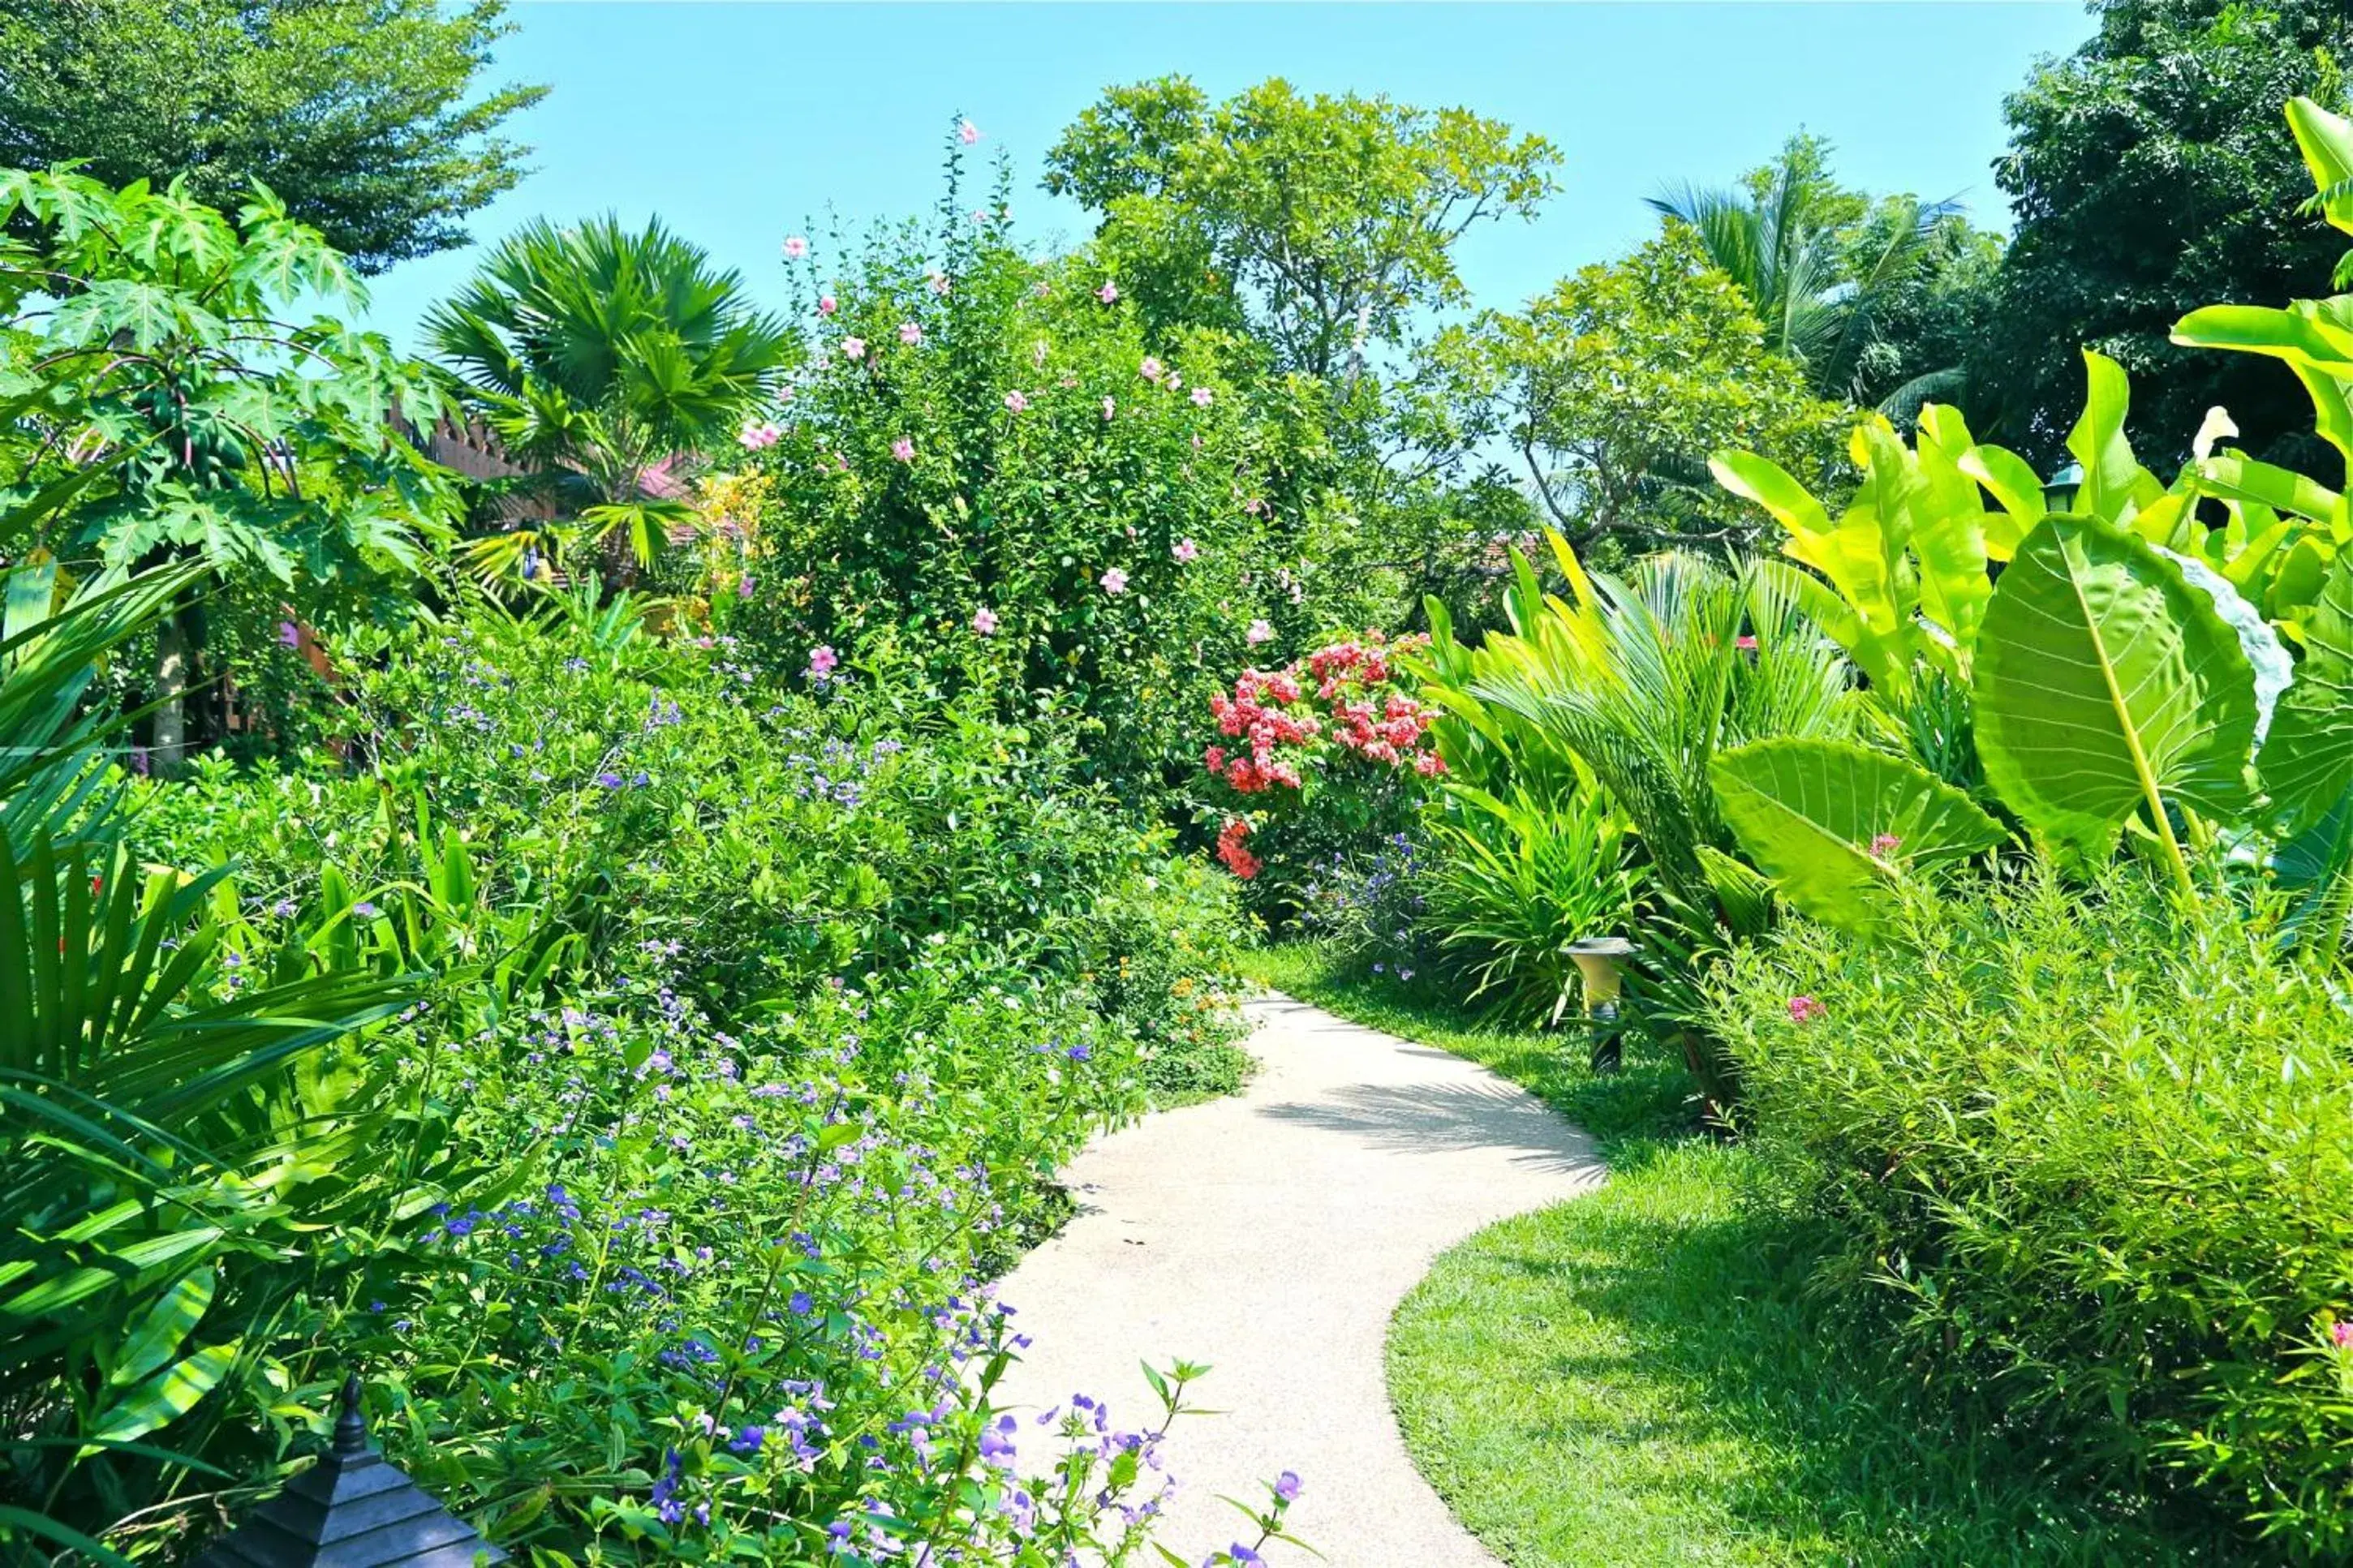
[
  {"x1": 1710, "y1": 866, "x2": 2353, "y2": 1557},
  {"x1": 690, "y1": 151, "x2": 1407, "y2": 812},
  {"x1": 77, "y1": 586, "x2": 1263, "y2": 1562}
]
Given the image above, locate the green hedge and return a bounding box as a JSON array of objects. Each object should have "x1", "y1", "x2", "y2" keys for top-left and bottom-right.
[{"x1": 1710, "y1": 867, "x2": 2353, "y2": 1559}]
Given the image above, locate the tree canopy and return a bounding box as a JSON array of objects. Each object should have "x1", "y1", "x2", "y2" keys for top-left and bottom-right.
[
  {"x1": 1971, "y1": 0, "x2": 2351, "y2": 471},
  {"x1": 0, "y1": 0, "x2": 545, "y2": 273},
  {"x1": 1455, "y1": 226, "x2": 1848, "y2": 549},
  {"x1": 1046, "y1": 76, "x2": 1559, "y2": 377}
]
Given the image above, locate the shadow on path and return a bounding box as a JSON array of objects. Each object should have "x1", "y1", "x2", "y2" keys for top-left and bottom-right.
[{"x1": 1257, "y1": 1080, "x2": 1594, "y2": 1174}]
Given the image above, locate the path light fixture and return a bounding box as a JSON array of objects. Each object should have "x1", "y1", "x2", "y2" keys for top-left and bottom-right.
[
  {"x1": 1565, "y1": 936, "x2": 1635, "y2": 1074},
  {"x1": 2041, "y1": 460, "x2": 2085, "y2": 514},
  {"x1": 195, "y1": 1370, "x2": 505, "y2": 1567}
]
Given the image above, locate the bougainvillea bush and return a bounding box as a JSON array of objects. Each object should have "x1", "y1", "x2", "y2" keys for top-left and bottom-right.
[
  {"x1": 1196, "y1": 631, "x2": 1446, "y2": 919},
  {"x1": 102, "y1": 586, "x2": 1280, "y2": 1562},
  {"x1": 678, "y1": 144, "x2": 1404, "y2": 810}
]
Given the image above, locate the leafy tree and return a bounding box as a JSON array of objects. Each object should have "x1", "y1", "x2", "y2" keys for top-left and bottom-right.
[
  {"x1": 1453, "y1": 227, "x2": 1848, "y2": 550},
  {"x1": 1650, "y1": 133, "x2": 1994, "y2": 412},
  {"x1": 424, "y1": 215, "x2": 794, "y2": 576},
  {"x1": 1973, "y1": 0, "x2": 2353, "y2": 471},
  {"x1": 0, "y1": 167, "x2": 458, "y2": 766},
  {"x1": 0, "y1": 0, "x2": 545, "y2": 273},
  {"x1": 1045, "y1": 76, "x2": 1560, "y2": 378}
]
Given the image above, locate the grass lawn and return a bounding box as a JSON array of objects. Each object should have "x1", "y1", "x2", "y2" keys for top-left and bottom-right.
[{"x1": 1241, "y1": 942, "x2": 2233, "y2": 1567}]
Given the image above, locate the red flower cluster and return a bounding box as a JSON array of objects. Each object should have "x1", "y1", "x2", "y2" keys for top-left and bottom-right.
[
  {"x1": 1215, "y1": 818, "x2": 1261, "y2": 879},
  {"x1": 1203, "y1": 633, "x2": 1443, "y2": 796}
]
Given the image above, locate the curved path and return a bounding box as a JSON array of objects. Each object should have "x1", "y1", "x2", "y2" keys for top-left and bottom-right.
[{"x1": 996, "y1": 995, "x2": 1605, "y2": 1566}]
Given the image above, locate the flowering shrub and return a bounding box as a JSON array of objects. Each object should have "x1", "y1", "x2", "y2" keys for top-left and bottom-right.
[
  {"x1": 1198, "y1": 631, "x2": 1445, "y2": 916},
  {"x1": 672, "y1": 139, "x2": 1405, "y2": 808},
  {"x1": 114, "y1": 588, "x2": 1281, "y2": 1563}
]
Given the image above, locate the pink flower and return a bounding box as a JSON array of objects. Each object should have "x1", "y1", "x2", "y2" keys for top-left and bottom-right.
[
  {"x1": 1096, "y1": 280, "x2": 1120, "y2": 304},
  {"x1": 738, "y1": 421, "x2": 781, "y2": 450},
  {"x1": 1787, "y1": 995, "x2": 1826, "y2": 1025},
  {"x1": 928, "y1": 273, "x2": 950, "y2": 296},
  {"x1": 1246, "y1": 619, "x2": 1274, "y2": 646},
  {"x1": 1166, "y1": 372, "x2": 1183, "y2": 390},
  {"x1": 1190, "y1": 386, "x2": 1214, "y2": 407},
  {"x1": 958, "y1": 119, "x2": 981, "y2": 145},
  {"x1": 972, "y1": 607, "x2": 998, "y2": 635},
  {"x1": 1869, "y1": 833, "x2": 1902, "y2": 858},
  {"x1": 807, "y1": 645, "x2": 839, "y2": 679},
  {"x1": 1139, "y1": 357, "x2": 1164, "y2": 383},
  {"x1": 890, "y1": 437, "x2": 915, "y2": 463},
  {"x1": 1004, "y1": 390, "x2": 1029, "y2": 413},
  {"x1": 897, "y1": 321, "x2": 923, "y2": 345},
  {"x1": 841, "y1": 337, "x2": 867, "y2": 361},
  {"x1": 1172, "y1": 539, "x2": 1198, "y2": 562},
  {"x1": 1101, "y1": 397, "x2": 1116, "y2": 421},
  {"x1": 818, "y1": 294, "x2": 838, "y2": 316},
  {"x1": 277, "y1": 621, "x2": 301, "y2": 648},
  {"x1": 1736, "y1": 634, "x2": 1759, "y2": 651},
  {"x1": 1100, "y1": 567, "x2": 1129, "y2": 595},
  {"x1": 2334, "y1": 1321, "x2": 2353, "y2": 1349},
  {"x1": 781, "y1": 235, "x2": 809, "y2": 260}
]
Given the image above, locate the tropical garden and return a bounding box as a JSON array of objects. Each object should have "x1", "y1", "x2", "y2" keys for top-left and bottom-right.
[{"x1": 6, "y1": 0, "x2": 2353, "y2": 1563}]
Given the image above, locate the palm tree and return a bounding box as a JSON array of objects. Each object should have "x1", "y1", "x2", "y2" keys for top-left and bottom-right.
[
  {"x1": 424, "y1": 216, "x2": 793, "y2": 578},
  {"x1": 1649, "y1": 137, "x2": 1958, "y2": 409}
]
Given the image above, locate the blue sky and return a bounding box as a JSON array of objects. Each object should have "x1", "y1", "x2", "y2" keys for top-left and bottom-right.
[{"x1": 359, "y1": 2, "x2": 2097, "y2": 350}]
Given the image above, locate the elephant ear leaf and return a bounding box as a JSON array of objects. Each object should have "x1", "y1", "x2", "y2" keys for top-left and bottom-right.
[
  {"x1": 2262, "y1": 552, "x2": 2353, "y2": 832},
  {"x1": 1973, "y1": 513, "x2": 2258, "y2": 879},
  {"x1": 1710, "y1": 737, "x2": 2006, "y2": 937}
]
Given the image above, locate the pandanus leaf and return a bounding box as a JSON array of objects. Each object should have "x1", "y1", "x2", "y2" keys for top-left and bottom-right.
[
  {"x1": 1710, "y1": 737, "x2": 2005, "y2": 935},
  {"x1": 1972, "y1": 513, "x2": 2258, "y2": 887}
]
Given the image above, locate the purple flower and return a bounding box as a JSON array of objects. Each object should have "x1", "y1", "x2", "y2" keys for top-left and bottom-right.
[
  {"x1": 596, "y1": 771, "x2": 626, "y2": 790},
  {"x1": 1275, "y1": 1470, "x2": 1301, "y2": 1501},
  {"x1": 789, "y1": 1291, "x2": 815, "y2": 1316},
  {"x1": 729, "y1": 1425, "x2": 766, "y2": 1454},
  {"x1": 277, "y1": 621, "x2": 301, "y2": 648}
]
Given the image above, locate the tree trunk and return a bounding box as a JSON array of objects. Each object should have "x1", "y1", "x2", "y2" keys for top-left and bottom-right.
[{"x1": 152, "y1": 607, "x2": 191, "y2": 775}]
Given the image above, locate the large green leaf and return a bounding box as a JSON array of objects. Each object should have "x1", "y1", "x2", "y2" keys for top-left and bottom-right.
[
  {"x1": 80, "y1": 1339, "x2": 239, "y2": 1456},
  {"x1": 107, "y1": 1265, "x2": 213, "y2": 1389},
  {"x1": 1973, "y1": 513, "x2": 2259, "y2": 884},
  {"x1": 1710, "y1": 737, "x2": 2005, "y2": 935},
  {"x1": 2262, "y1": 553, "x2": 2353, "y2": 832},
  {"x1": 2065, "y1": 350, "x2": 2166, "y2": 524}
]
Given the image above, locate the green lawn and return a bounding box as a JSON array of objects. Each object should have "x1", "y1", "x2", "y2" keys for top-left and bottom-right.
[{"x1": 1241, "y1": 943, "x2": 2230, "y2": 1567}]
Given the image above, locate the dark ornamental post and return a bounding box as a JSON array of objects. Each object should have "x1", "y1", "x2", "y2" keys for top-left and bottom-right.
[{"x1": 194, "y1": 1370, "x2": 505, "y2": 1567}]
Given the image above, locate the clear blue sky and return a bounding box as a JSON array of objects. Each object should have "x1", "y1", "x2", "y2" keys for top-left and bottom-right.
[{"x1": 359, "y1": 2, "x2": 2097, "y2": 351}]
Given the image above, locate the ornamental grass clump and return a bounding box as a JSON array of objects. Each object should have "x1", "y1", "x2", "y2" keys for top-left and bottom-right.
[{"x1": 1710, "y1": 865, "x2": 2353, "y2": 1557}]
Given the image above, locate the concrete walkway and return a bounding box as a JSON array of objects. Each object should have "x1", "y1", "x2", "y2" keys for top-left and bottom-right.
[{"x1": 995, "y1": 995, "x2": 1606, "y2": 1566}]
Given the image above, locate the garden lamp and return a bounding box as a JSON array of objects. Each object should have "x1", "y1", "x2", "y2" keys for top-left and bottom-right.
[
  {"x1": 2041, "y1": 461, "x2": 2085, "y2": 513},
  {"x1": 194, "y1": 1370, "x2": 505, "y2": 1567},
  {"x1": 1566, "y1": 936, "x2": 1635, "y2": 1074}
]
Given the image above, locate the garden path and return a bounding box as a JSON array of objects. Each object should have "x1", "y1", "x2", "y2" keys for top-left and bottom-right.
[{"x1": 996, "y1": 994, "x2": 1604, "y2": 1566}]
